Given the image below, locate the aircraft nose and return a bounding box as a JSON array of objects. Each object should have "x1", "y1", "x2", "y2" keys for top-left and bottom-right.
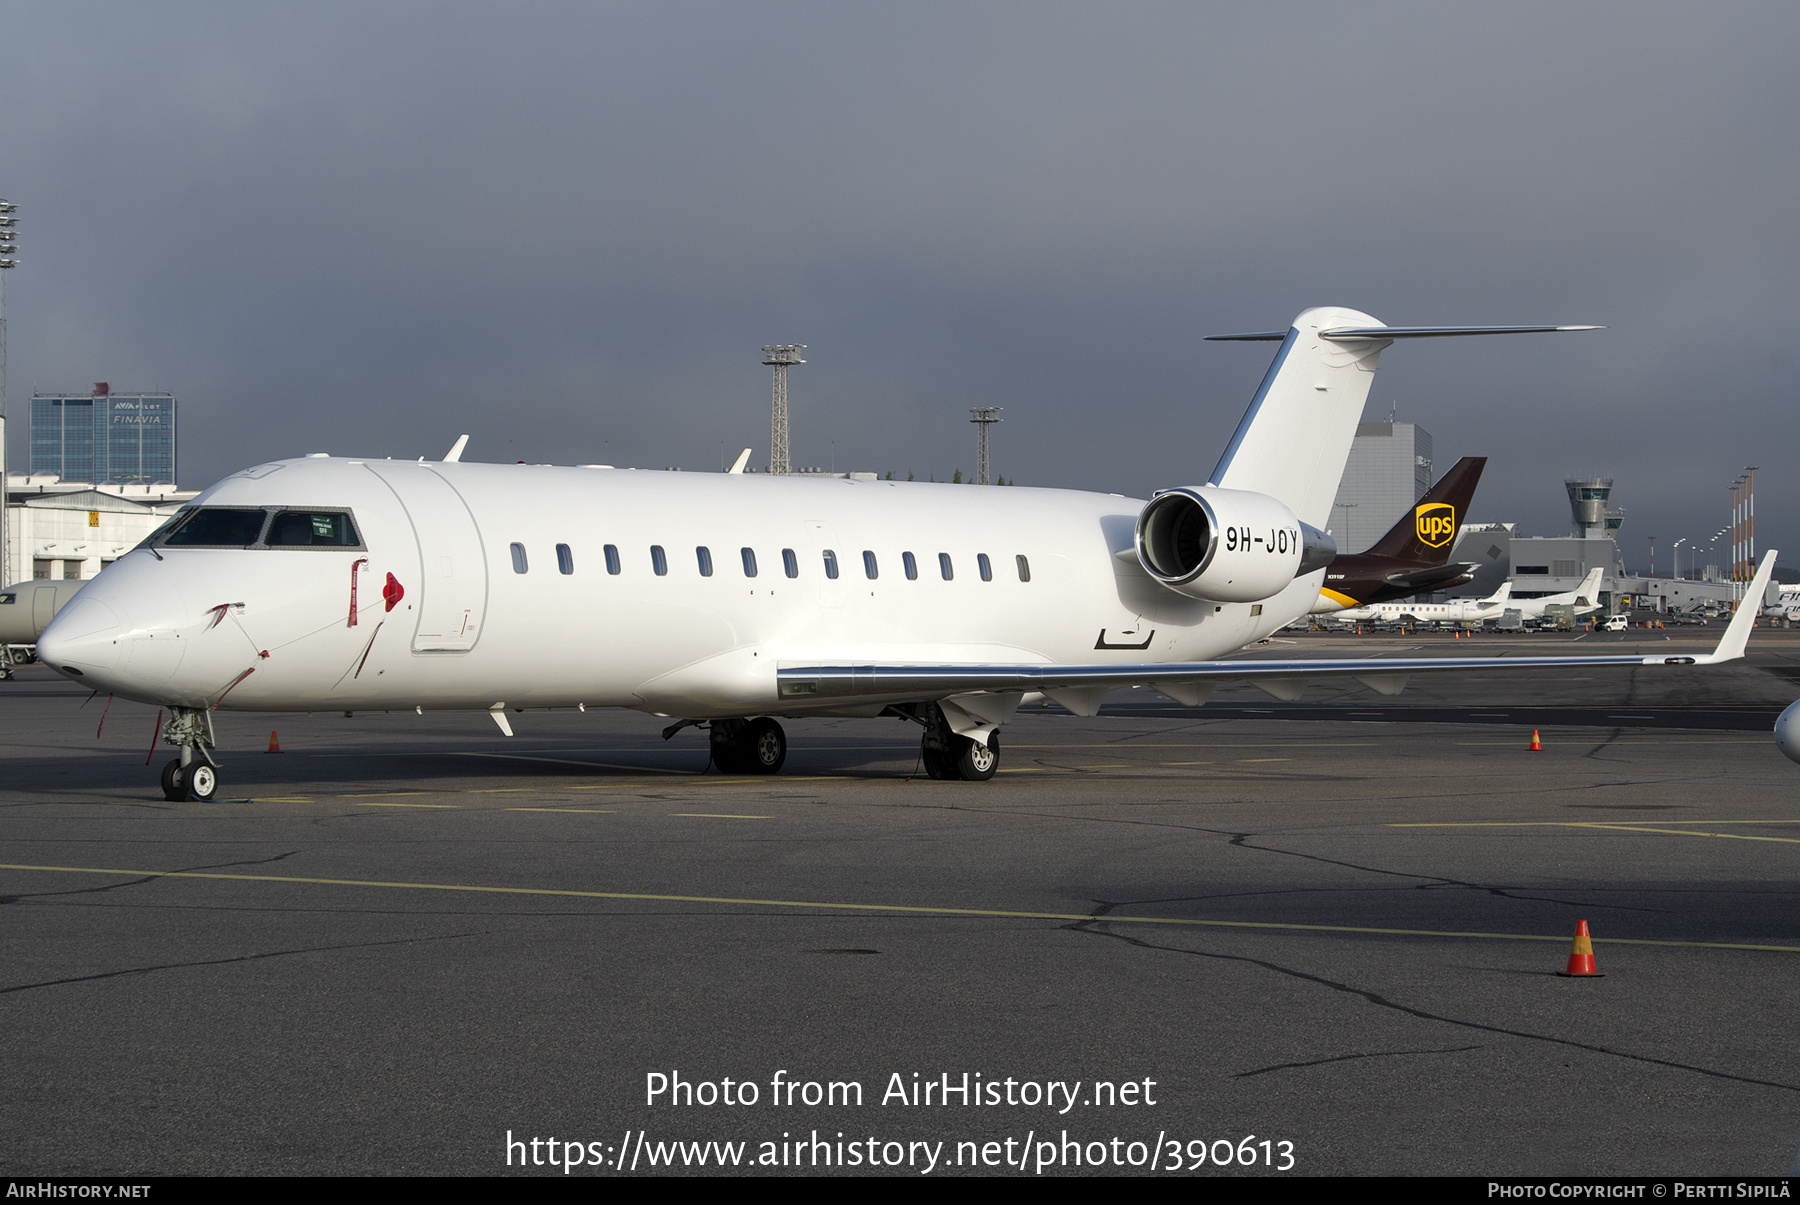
[
  {"x1": 37, "y1": 595, "x2": 126, "y2": 677},
  {"x1": 38, "y1": 554, "x2": 192, "y2": 696}
]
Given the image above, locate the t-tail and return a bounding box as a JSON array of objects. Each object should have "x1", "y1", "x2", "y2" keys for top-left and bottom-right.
[{"x1": 1206, "y1": 314, "x2": 1599, "y2": 529}]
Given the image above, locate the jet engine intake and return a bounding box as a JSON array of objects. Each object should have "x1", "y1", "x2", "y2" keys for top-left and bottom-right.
[{"x1": 1135, "y1": 487, "x2": 1333, "y2": 602}]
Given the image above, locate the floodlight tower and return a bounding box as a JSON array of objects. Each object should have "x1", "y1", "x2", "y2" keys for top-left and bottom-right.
[
  {"x1": 0, "y1": 197, "x2": 17, "y2": 586},
  {"x1": 969, "y1": 406, "x2": 1002, "y2": 485},
  {"x1": 761, "y1": 345, "x2": 805, "y2": 476}
]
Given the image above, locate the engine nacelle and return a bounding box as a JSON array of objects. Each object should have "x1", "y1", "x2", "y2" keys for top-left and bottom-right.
[{"x1": 1135, "y1": 487, "x2": 1336, "y2": 603}]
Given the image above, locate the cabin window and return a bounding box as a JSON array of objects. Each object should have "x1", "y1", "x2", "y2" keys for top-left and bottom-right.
[
  {"x1": 978, "y1": 553, "x2": 993, "y2": 582},
  {"x1": 823, "y1": 550, "x2": 839, "y2": 580},
  {"x1": 863, "y1": 551, "x2": 878, "y2": 580},
  {"x1": 510, "y1": 543, "x2": 528, "y2": 574},
  {"x1": 696, "y1": 546, "x2": 713, "y2": 577},
  {"x1": 1016, "y1": 554, "x2": 1031, "y2": 582},
  {"x1": 782, "y1": 548, "x2": 799, "y2": 578},
  {"x1": 604, "y1": 544, "x2": 621, "y2": 575},
  {"x1": 742, "y1": 548, "x2": 758, "y2": 578},
  {"x1": 265, "y1": 510, "x2": 362, "y2": 548},
  {"x1": 939, "y1": 553, "x2": 954, "y2": 581},
  {"x1": 903, "y1": 551, "x2": 918, "y2": 580},
  {"x1": 162, "y1": 507, "x2": 268, "y2": 548},
  {"x1": 556, "y1": 544, "x2": 574, "y2": 575},
  {"x1": 651, "y1": 545, "x2": 668, "y2": 576}
]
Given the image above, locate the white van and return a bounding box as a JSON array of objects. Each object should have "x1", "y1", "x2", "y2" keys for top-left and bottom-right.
[{"x1": 1602, "y1": 614, "x2": 1628, "y2": 632}]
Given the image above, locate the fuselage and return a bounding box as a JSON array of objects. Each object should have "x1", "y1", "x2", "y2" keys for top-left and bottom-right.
[{"x1": 38, "y1": 457, "x2": 1314, "y2": 718}]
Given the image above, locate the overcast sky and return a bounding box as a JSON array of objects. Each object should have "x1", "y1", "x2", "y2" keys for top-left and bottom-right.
[{"x1": 3, "y1": 2, "x2": 1795, "y2": 574}]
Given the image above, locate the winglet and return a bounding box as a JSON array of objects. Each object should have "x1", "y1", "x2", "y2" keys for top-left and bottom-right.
[
  {"x1": 1694, "y1": 550, "x2": 1778, "y2": 665},
  {"x1": 444, "y1": 434, "x2": 470, "y2": 463},
  {"x1": 727, "y1": 448, "x2": 751, "y2": 474}
]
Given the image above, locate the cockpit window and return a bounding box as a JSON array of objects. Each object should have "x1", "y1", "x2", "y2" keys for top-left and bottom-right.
[
  {"x1": 266, "y1": 510, "x2": 362, "y2": 548},
  {"x1": 0, "y1": 594, "x2": 13, "y2": 605},
  {"x1": 135, "y1": 507, "x2": 195, "y2": 551},
  {"x1": 162, "y1": 508, "x2": 269, "y2": 548}
]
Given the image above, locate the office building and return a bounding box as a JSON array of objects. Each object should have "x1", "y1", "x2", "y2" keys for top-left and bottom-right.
[
  {"x1": 30, "y1": 385, "x2": 176, "y2": 485},
  {"x1": 1329, "y1": 421, "x2": 1433, "y2": 554}
]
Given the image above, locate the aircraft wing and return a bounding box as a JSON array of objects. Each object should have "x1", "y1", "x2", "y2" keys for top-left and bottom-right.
[{"x1": 779, "y1": 552, "x2": 1774, "y2": 707}]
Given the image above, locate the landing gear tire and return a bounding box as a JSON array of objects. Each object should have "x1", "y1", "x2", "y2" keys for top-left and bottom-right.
[
  {"x1": 160, "y1": 759, "x2": 187, "y2": 801},
  {"x1": 742, "y1": 717, "x2": 786, "y2": 775},
  {"x1": 954, "y1": 732, "x2": 999, "y2": 782},
  {"x1": 187, "y1": 763, "x2": 219, "y2": 803}
]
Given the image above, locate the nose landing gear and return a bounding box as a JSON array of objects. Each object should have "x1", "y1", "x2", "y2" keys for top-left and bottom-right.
[{"x1": 158, "y1": 707, "x2": 223, "y2": 802}]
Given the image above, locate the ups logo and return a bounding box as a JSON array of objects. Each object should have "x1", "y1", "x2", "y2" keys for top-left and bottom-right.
[{"x1": 1415, "y1": 502, "x2": 1456, "y2": 548}]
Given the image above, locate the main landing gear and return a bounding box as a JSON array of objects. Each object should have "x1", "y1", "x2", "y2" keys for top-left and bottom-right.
[
  {"x1": 158, "y1": 707, "x2": 223, "y2": 802},
  {"x1": 916, "y1": 702, "x2": 1000, "y2": 782},
  {"x1": 708, "y1": 716, "x2": 788, "y2": 775}
]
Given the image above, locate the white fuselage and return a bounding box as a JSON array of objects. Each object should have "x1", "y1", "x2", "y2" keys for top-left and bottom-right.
[{"x1": 42, "y1": 457, "x2": 1314, "y2": 717}]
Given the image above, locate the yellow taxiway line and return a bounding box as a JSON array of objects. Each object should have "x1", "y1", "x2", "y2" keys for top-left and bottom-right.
[{"x1": 2, "y1": 863, "x2": 1795, "y2": 953}]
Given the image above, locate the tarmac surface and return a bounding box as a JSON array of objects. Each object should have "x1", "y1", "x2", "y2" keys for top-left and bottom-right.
[{"x1": 3, "y1": 626, "x2": 1799, "y2": 1177}]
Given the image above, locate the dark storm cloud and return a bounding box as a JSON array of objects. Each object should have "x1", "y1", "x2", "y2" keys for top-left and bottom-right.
[{"x1": 3, "y1": 2, "x2": 1796, "y2": 570}]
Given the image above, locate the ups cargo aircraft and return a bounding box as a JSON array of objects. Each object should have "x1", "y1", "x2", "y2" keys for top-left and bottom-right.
[
  {"x1": 33, "y1": 307, "x2": 1780, "y2": 800},
  {"x1": 1310, "y1": 455, "x2": 1486, "y2": 614}
]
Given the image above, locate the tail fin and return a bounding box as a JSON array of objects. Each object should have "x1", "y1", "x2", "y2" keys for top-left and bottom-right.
[
  {"x1": 1484, "y1": 580, "x2": 1513, "y2": 605},
  {"x1": 1365, "y1": 456, "x2": 1487, "y2": 561},
  {"x1": 1574, "y1": 567, "x2": 1604, "y2": 605},
  {"x1": 1207, "y1": 313, "x2": 1597, "y2": 529},
  {"x1": 1208, "y1": 308, "x2": 1387, "y2": 528}
]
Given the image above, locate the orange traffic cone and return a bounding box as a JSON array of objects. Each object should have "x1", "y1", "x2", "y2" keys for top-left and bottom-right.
[
  {"x1": 1530, "y1": 729, "x2": 1542, "y2": 751},
  {"x1": 1557, "y1": 919, "x2": 1604, "y2": 977},
  {"x1": 267, "y1": 730, "x2": 282, "y2": 753}
]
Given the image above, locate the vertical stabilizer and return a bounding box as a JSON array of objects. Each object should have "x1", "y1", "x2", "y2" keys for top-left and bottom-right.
[
  {"x1": 1209, "y1": 308, "x2": 1391, "y2": 528},
  {"x1": 1366, "y1": 456, "x2": 1487, "y2": 562}
]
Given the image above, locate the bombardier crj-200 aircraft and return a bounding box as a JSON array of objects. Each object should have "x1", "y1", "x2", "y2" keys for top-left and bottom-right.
[{"x1": 36, "y1": 307, "x2": 1779, "y2": 800}]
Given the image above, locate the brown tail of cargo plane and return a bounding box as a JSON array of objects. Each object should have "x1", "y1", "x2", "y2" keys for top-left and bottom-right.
[
  {"x1": 1367, "y1": 456, "x2": 1486, "y2": 562},
  {"x1": 1313, "y1": 456, "x2": 1487, "y2": 612}
]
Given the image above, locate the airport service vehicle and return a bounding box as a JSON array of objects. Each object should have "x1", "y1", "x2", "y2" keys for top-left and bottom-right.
[
  {"x1": 1603, "y1": 614, "x2": 1628, "y2": 632},
  {"x1": 1311, "y1": 456, "x2": 1485, "y2": 614},
  {"x1": 1335, "y1": 580, "x2": 1513, "y2": 629},
  {"x1": 35, "y1": 307, "x2": 1779, "y2": 800}
]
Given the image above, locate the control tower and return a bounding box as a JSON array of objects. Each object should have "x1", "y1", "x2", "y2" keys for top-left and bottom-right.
[{"x1": 1565, "y1": 477, "x2": 1613, "y2": 538}]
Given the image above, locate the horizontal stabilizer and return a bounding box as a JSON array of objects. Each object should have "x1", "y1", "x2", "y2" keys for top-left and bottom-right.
[
  {"x1": 1207, "y1": 324, "x2": 1602, "y2": 344},
  {"x1": 1384, "y1": 563, "x2": 1477, "y2": 590},
  {"x1": 1319, "y1": 325, "x2": 1602, "y2": 342}
]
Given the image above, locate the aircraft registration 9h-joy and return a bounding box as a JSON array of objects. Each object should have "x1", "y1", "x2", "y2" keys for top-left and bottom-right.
[{"x1": 34, "y1": 306, "x2": 1781, "y2": 799}]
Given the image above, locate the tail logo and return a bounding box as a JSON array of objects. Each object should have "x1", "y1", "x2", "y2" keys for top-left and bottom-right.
[{"x1": 1415, "y1": 502, "x2": 1457, "y2": 549}]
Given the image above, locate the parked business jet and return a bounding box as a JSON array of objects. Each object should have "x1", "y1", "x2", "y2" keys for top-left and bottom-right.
[
  {"x1": 35, "y1": 307, "x2": 1778, "y2": 800},
  {"x1": 1505, "y1": 567, "x2": 1607, "y2": 623},
  {"x1": 1310, "y1": 456, "x2": 1486, "y2": 614},
  {"x1": 1334, "y1": 580, "x2": 1513, "y2": 628},
  {"x1": 0, "y1": 578, "x2": 85, "y2": 676}
]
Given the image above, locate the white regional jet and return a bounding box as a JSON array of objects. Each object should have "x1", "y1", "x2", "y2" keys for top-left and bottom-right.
[
  {"x1": 1336, "y1": 581, "x2": 1513, "y2": 628},
  {"x1": 35, "y1": 307, "x2": 1780, "y2": 800}
]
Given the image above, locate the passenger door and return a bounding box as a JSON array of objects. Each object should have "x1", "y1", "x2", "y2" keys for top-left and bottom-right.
[{"x1": 365, "y1": 463, "x2": 489, "y2": 652}]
